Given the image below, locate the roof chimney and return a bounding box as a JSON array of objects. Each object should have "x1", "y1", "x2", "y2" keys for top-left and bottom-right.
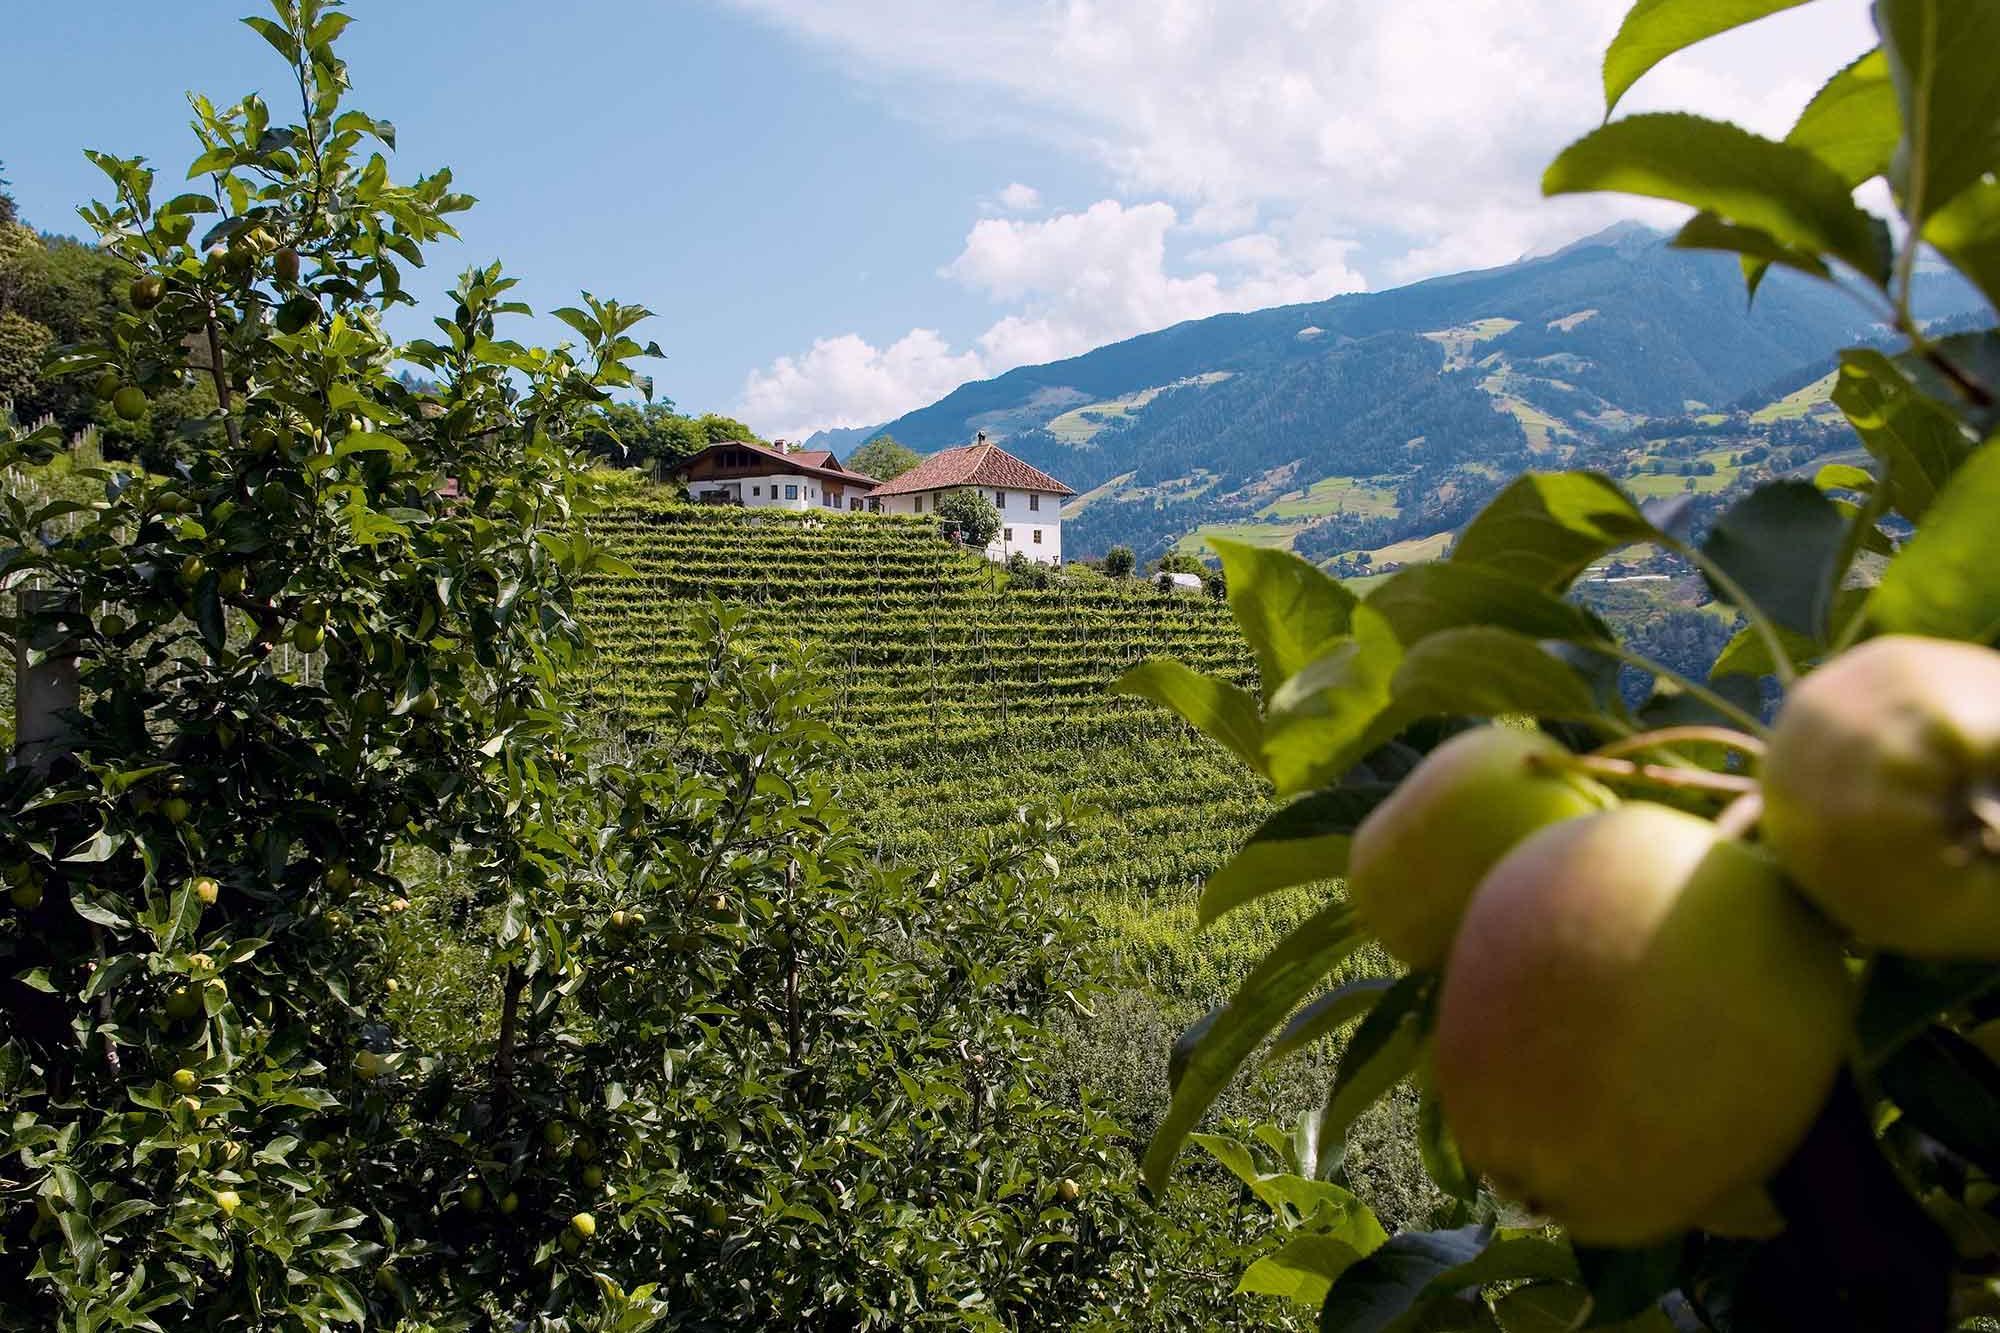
[{"x1": 976, "y1": 431, "x2": 988, "y2": 446}]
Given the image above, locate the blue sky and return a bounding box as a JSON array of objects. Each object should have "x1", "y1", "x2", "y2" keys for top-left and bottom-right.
[{"x1": 3, "y1": 1, "x2": 1876, "y2": 441}]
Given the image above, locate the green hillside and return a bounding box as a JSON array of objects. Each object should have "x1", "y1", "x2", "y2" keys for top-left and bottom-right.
[
  {"x1": 836, "y1": 226, "x2": 1983, "y2": 564},
  {"x1": 579, "y1": 498, "x2": 1267, "y2": 914}
]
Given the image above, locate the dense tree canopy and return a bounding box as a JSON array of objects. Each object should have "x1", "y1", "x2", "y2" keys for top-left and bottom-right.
[{"x1": 846, "y1": 433, "x2": 921, "y2": 480}]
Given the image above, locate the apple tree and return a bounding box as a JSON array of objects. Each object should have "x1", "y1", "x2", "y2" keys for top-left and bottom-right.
[{"x1": 1120, "y1": 2, "x2": 2000, "y2": 1328}]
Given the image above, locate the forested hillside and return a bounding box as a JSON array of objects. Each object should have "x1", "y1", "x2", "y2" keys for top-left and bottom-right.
[{"x1": 817, "y1": 225, "x2": 1983, "y2": 564}]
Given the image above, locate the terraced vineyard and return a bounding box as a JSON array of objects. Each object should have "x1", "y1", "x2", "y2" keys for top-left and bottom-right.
[{"x1": 578, "y1": 496, "x2": 1266, "y2": 916}]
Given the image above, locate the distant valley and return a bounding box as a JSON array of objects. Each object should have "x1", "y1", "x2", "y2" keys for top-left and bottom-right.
[{"x1": 810, "y1": 224, "x2": 1986, "y2": 569}]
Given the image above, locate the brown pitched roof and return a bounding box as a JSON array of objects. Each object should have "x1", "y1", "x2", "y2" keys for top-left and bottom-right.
[
  {"x1": 868, "y1": 441, "x2": 1075, "y2": 498},
  {"x1": 671, "y1": 439, "x2": 866, "y2": 488}
]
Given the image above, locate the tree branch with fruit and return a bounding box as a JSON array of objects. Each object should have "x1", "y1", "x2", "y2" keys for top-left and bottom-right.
[{"x1": 1122, "y1": 1, "x2": 2000, "y2": 1326}]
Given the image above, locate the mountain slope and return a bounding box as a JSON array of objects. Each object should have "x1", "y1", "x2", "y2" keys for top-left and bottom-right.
[{"x1": 818, "y1": 227, "x2": 1984, "y2": 560}]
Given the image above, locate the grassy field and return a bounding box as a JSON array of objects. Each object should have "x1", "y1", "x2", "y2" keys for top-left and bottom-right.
[
  {"x1": 1621, "y1": 468, "x2": 1735, "y2": 497},
  {"x1": 1421, "y1": 317, "x2": 1519, "y2": 370},
  {"x1": 1044, "y1": 372, "x2": 1233, "y2": 445},
  {"x1": 1257, "y1": 474, "x2": 1401, "y2": 520},
  {"x1": 1063, "y1": 470, "x2": 1136, "y2": 516},
  {"x1": 1367, "y1": 529, "x2": 1455, "y2": 565},
  {"x1": 1751, "y1": 370, "x2": 1841, "y2": 423},
  {"x1": 1174, "y1": 521, "x2": 1300, "y2": 556}
]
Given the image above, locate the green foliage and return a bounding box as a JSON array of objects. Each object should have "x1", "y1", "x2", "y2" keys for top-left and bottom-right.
[
  {"x1": 1103, "y1": 546, "x2": 1137, "y2": 578},
  {"x1": 0, "y1": 7, "x2": 1188, "y2": 1329},
  {"x1": 1601, "y1": 0, "x2": 1813, "y2": 115},
  {"x1": 846, "y1": 433, "x2": 922, "y2": 480},
  {"x1": 935, "y1": 486, "x2": 1002, "y2": 549},
  {"x1": 576, "y1": 502, "x2": 1261, "y2": 901},
  {"x1": 1125, "y1": 2, "x2": 2000, "y2": 1327}
]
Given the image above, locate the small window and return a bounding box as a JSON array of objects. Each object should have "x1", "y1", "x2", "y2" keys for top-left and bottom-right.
[
  {"x1": 1032, "y1": 528, "x2": 1043, "y2": 544},
  {"x1": 914, "y1": 495, "x2": 923, "y2": 513},
  {"x1": 994, "y1": 490, "x2": 1005, "y2": 508},
  {"x1": 785, "y1": 484, "x2": 798, "y2": 500},
  {"x1": 1029, "y1": 493, "x2": 1040, "y2": 512},
  {"x1": 850, "y1": 497, "x2": 862, "y2": 511},
  {"x1": 1004, "y1": 527, "x2": 1014, "y2": 543},
  {"x1": 752, "y1": 485, "x2": 761, "y2": 497}
]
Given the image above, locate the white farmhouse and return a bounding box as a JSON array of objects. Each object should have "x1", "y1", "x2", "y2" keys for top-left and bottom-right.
[
  {"x1": 669, "y1": 440, "x2": 875, "y2": 512},
  {"x1": 867, "y1": 435, "x2": 1074, "y2": 565}
]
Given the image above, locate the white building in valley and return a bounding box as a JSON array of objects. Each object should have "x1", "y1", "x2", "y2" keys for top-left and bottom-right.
[
  {"x1": 866, "y1": 435, "x2": 1074, "y2": 565},
  {"x1": 666, "y1": 434, "x2": 1075, "y2": 564},
  {"x1": 669, "y1": 440, "x2": 875, "y2": 512}
]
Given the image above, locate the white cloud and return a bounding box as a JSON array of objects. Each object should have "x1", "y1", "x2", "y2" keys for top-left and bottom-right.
[
  {"x1": 738, "y1": 329, "x2": 984, "y2": 442},
  {"x1": 995, "y1": 182, "x2": 1042, "y2": 212},
  {"x1": 738, "y1": 198, "x2": 1366, "y2": 438},
  {"x1": 724, "y1": 0, "x2": 1876, "y2": 278},
  {"x1": 726, "y1": 0, "x2": 1883, "y2": 436}
]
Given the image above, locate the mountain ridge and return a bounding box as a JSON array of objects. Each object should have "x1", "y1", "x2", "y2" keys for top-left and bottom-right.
[{"x1": 805, "y1": 225, "x2": 1985, "y2": 561}]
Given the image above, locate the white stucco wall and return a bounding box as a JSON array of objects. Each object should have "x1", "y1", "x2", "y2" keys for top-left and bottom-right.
[
  {"x1": 686, "y1": 474, "x2": 850, "y2": 512},
  {"x1": 874, "y1": 486, "x2": 1064, "y2": 563}
]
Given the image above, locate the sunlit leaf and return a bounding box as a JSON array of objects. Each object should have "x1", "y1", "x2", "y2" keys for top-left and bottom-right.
[
  {"x1": 1866, "y1": 437, "x2": 2000, "y2": 641},
  {"x1": 1215, "y1": 537, "x2": 1359, "y2": 698},
  {"x1": 1544, "y1": 113, "x2": 1891, "y2": 286},
  {"x1": 1602, "y1": 0, "x2": 1814, "y2": 115},
  {"x1": 1143, "y1": 902, "x2": 1367, "y2": 1192},
  {"x1": 1113, "y1": 658, "x2": 1267, "y2": 773},
  {"x1": 1451, "y1": 472, "x2": 1654, "y2": 590},
  {"x1": 1197, "y1": 785, "x2": 1392, "y2": 925}
]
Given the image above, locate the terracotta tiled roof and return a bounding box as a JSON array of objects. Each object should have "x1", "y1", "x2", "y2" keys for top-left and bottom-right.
[
  {"x1": 672, "y1": 440, "x2": 866, "y2": 487},
  {"x1": 868, "y1": 441, "x2": 1075, "y2": 498}
]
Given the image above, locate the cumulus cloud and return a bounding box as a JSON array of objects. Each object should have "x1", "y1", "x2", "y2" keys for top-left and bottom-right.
[
  {"x1": 739, "y1": 199, "x2": 1366, "y2": 439},
  {"x1": 995, "y1": 182, "x2": 1042, "y2": 212},
  {"x1": 723, "y1": 0, "x2": 1875, "y2": 276},
  {"x1": 727, "y1": 0, "x2": 1880, "y2": 436},
  {"x1": 738, "y1": 329, "x2": 984, "y2": 443}
]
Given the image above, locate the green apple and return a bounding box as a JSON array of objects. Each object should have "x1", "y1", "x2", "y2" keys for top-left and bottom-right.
[
  {"x1": 194, "y1": 877, "x2": 220, "y2": 905},
  {"x1": 129, "y1": 275, "x2": 165, "y2": 310},
  {"x1": 1346, "y1": 726, "x2": 1614, "y2": 967},
  {"x1": 1762, "y1": 635, "x2": 2000, "y2": 958},
  {"x1": 1434, "y1": 804, "x2": 1851, "y2": 1246},
  {"x1": 569, "y1": 1211, "x2": 596, "y2": 1239},
  {"x1": 215, "y1": 1189, "x2": 241, "y2": 1218},
  {"x1": 498, "y1": 1191, "x2": 520, "y2": 1215},
  {"x1": 113, "y1": 386, "x2": 147, "y2": 420},
  {"x1": 172, "y1": 1068, "x2": 198, "y2": 1093}
]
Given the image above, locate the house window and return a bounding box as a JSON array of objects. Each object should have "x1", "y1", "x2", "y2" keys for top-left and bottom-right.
[
  {"x1": 1033, "y1": 528, "x2": 1043, "y2": 544},
  {"x1": 752, "y1": 486, "x2": 761, "y2": 497},
  {"x1": 850, "y1": 497, "x2": 861, "y2": 511},
  {"x1": 1004, "y1": 527, "x2": 1014, "y2": 543},
  {"x1": 785, "y1": 484, "x2": 798, "y2": 500},
  {"x1": 1029, "y1": 493, "x2": 1040, "y2": 512},
  {"x1": 994, "y1": 490, "x2": 1005, "y2": 508},
  {"x1": 914, "y1": 495, "x2": 923, "y2": 513}
]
